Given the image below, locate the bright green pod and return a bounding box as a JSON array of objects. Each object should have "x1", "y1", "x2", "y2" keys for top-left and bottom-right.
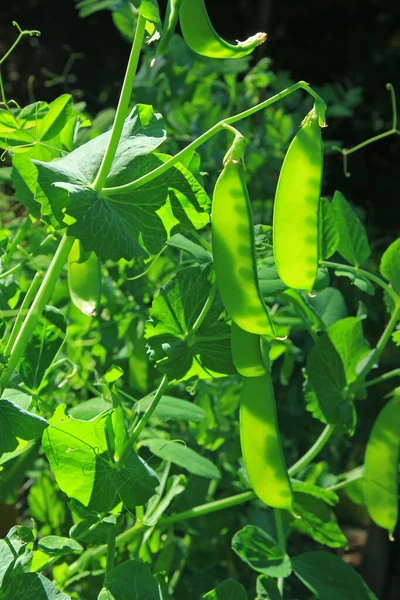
[
  {"x1": 68, "y1": 240, "x2": 101, "y2": 317},
  {"x1": 179, "y1": 0, "x2": 266, "y2": 59},
  {"x1": 273, "y1": 108, "x2": 323, "y2": 291},
  {"x1": 231, "y1": 322, "x2": 266, "y2": 378},
  {"x1": 364, "y1": 394, "x2": 400, "y2": 537},
  {"x1": 212, "y1": 159, "x2": 275, "y2": 336},
  {"x1": 240, "y1": 373, "x2": 293, "y2": 510}
]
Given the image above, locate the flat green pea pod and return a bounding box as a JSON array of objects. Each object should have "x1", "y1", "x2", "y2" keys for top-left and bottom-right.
[
  {"x1": 68, "y1": 240, "x2": 101, "y2": 317},
  {"x1": 179, "y1": 0, "x2": 266, "y2": 59},
  {"x1": 364, "y1": 394, "x2": 400, "y2": 538},
  {"x1": 231, "y1": 321, "x2": 266, "y2": 377},
  {"x1": 273, "y1": 106, "x2": 324, "y2": 292},
  {"x1": 212, "y1": 138, "x2": 275, "y2": 337}
]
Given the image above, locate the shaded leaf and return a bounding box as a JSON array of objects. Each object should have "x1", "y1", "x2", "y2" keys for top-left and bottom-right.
[
  {"x1": 0, "y1": 400, "x2": 48, "y2": 456},
  {"x1": 380, "y1": 238, "x2": 400, "y2": 294},
  {"x1": 101, "y1": 559, "x2": 159, "y2": 600},
  {"x1": 140, "y1": 438, "x2": 220, "y2": 479},
  {"x1": 332, "y1": 191, "x2": 370, "y2": 266},
  {"x1": 203, "y1": 579, "x2": 247, "y2": 600},
  {"x1": 320, "y1": 197, "x2": 339, "y2": 259},
  {"x1": 232, "y1": 525, "x2": 292, "y2": 578}
]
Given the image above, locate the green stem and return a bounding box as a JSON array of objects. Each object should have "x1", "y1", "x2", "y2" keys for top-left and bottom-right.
[
  {"x1": 105, "y1": 527, "x2": 116, "y2": 577},
  {"x1": 103, "y1": 81, "x2": 325, "y2": 195},
  {"x1": 4, "y1": 272, "x2": 43, "y2": 356},
  {"x1": 288, "y1": 424, "x2": 335, "y2": 477},
  {"x1": 365, "y1": 369, "x2": 400, "y2": 389},
  {"x1": 0, "y1": 25, "x2": 40, "y2": 66},
  {"x1": 0, "y1": 235, "x2": 74, "y2": 393},
  {"x1": 327, "y1": 467, "x2": 364, "y2": 492},
  {"x1": 190, "y1": 279, "x2": 218, "y2": 334},
  {"x1": 92, "y1": 14, "x2": 146, "y2": 192},
  {"x1": 118, "y1": 374, "x2": 169, "y2": 467},
  {"x1": 274, "y1": 508, "x2": 286, "y2": 596},
  {"x1": 2, "y1": 218, "x2": 32, "y2": 268}
]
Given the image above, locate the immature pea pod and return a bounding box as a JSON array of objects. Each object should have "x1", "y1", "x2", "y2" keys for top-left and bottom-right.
[
  {"x1": 68, "y1": 239, "x2": 101, "y2": 317},
  {"x1": 156, "y1": 0, "x2": 182, "y2": 57},
  {"x1": 273, "y1": 106, "x2": 324, "y2": 292},
  {"x1": 232, "y1": 323, "x2": 293, "y2": 510},
  {"x1": 364, "y1": 394, "x2": 400, "y2": 537},
  {"x1": 212, "y1": 137, "x2": 275, "y2": 337},
  {"x1": 179, "y1": 0, "x2": 267, "y2": 59}
]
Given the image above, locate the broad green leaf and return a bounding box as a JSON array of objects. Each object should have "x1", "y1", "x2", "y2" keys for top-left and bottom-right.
[
  {"x1": 140, "y1": 438, "x2": 220, "y2": 479},
  {"x1": 320, "y1": 197, "x2": 339, "y2": 259},
  {"x1": 137, "y1": 394, "x2": 206, "y2": 422},
  {"x1": 0, "y1": 526, "x2": 34, "y2": 586},
  {"x1": 332, "y1": 191, "x2": 370, "y2": 266},
  {"x1": 28, "y1": 474, "x2": 65, "y2": 529},
  {"x1": 202, "y1": 579, "x2": 247, "y2": 600},
  {"x1": 130, "y1": 0, "x2": 160, "y2": 23},
  {"x1": 0, "y1": 399, "x2": 48, "y2": 456},
  {"x1": 146, "y1": 266, "x2": 235, "y2": 380},
  {"x1": 68, "y1": 398, "x2": 112, "y2": 420},
  {"x1": 2, "y1": 573, "x2": 70, "y2": 600},
  {"x1": 380, "y1": 238, "x2": 400, "y2": 294},
  {"x1": 42, "y1": 405, "x2": 158, "y2": 512},
  {"x1": 292, "y1": 551, "x2": 378, "y2": 599},
  {"x1": 232, "y1": 525, "x2": 292, "y2": 579},
  {"x1": 306, "y1": 333, "x2": 355, "y2": 433},
  {"x1": 101, "y1": 559, "x2": 159, "y2": 600},
  {"x1": 290, "y1": 491, "x2": 348, "y2": 548},
  {"x1": 18, "y1": 306, "x2": 66, "y2": 390},
  {"x1": 327, "y1": 317, "x2": 370, "y2": 384},
  {"x1": 291, "y1": 480, "x2": 338, "y2": 506},
  {"x1": 37, "y1": 536, "x2": 82, "y2": 557},
  {"x1": 256, "y1": 575, "x2": 281, "y2": 600},
  {"x1": 68, "y1": 240, "x2": 101, "y2": 316},
  {"x1": 166, "y1": 233, "x2": 212, "y2": 265},
  {"x1": 0, "y1": 388, "x2": 32, "y2": 410},
  {"x1": 258, "y1": 254, "x2": 288, "y2": 297},
  {"x1": 304, "y1": 287, "x2": 348, "y2": 328}
]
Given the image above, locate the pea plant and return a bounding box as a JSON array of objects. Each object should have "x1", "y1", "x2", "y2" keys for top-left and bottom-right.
[{"x1": 0, "y1": 1, "x2": 399, "y2": 599}]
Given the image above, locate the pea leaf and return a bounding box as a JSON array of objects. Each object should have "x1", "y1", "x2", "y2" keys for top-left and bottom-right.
[
  {"x1": 140, "y1": 438, "x2": 220, "y2": 479},
  {"x1": 1, "y1": 573, "x2": 71, "y2": 600},
  {"x1": 320, "y1": 197, "x2": 339, "y2": 259},
  {"x1": 203, "y1": 579, "x2": 247, "y2": 600},
  {"x1": 129, "y1": 0, "x2": 160, "y2": 23},
  {"x1": 327, "y1": 317, "x2": 370, "y2": 384},
  {"x1": 290, "y1": 491, "x2": 348, "y2": 548},
  {"x1": 101, "y1": 559, "x2": 160, "y2": 600},
  {"x1": 332, "y1": 191, "x2": 370, "y2": 266},
  {"x1": 18, "y1": 306, "x2": 67, "y2": 390},
  {"x1": 232, "y1": 525, "x2": 292, "y2": 579},
  {"x1": 37, "y1": 536, "x2": 82, "y2": 557},
  {"x1": 380, "y1": 238, "x2": 400, "y2": 294},
  {"x1": 291, "y1": 480, "x2": 339, "y2": 506},
  {"x1": 166, "y1": 233, "x2": 212, "y2": 265},
  {"x1": 256, "y1": 575, "x2": 281, "y2": 600},
  {"x1": 334, "y1": 269, "x2": 375, "y2": 295},
  {"x1": 306, "y1": 333, "x2": 355, "y2": 433},
  {"x1": 0, "y1": 399, "x2": 48, "y2": 457},
  {"x1": 42, "y1": 405, "x2": 158, "y2": 513},
  {"x1": 145, "y1": 266, "x2": 235, "y2": 381},
  {"x1": 292, "y1": 551, "x2": 378, "y2": 599},
  {"x1": 137, "y1": 395, "x2": 206, "y2": 422}
]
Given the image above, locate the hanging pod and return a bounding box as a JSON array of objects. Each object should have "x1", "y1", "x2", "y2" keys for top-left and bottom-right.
[
  {"x1": 232, "y1": 323, "x2": 293, "y2": 510},
  {"x1": 179, "y1": 0, "x2": 266, "y2": 59},
  {"x1": 212, "y1": 152, "x2": 275, "y2": 337},
  {"x1": 156, "y1": 0, "x2": 182, "y2": 58},
  {"x1": 364, "y1": 394, "x2": 400, "y2": 537},
  {"x1": 68, "y1": 239, "x2": 101, "y2": 317},
  {"x1": 273, "y1": 107, "x2": 324, "y2": 292}
]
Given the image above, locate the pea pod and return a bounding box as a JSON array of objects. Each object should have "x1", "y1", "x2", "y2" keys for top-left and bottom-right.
[
  {"x1": 273, "y1": 107, "x2": 324, "y2": 291},
  {"x1": 364, "y1": 394, "x2": 400, "y2": 536},
  {"x1": 179, "y1": 0, "x2": 266, "y2": 59},
  {"x1": 156, "y1": 0, "x2": 182, "y2": 57},
  {"x1": 68, "y1": 240, "x2": 101, "y2": 316},
  {"x1": 212, "y1": 146, "x2": 275, "y2": 336},
  {"x1": 231, "y1": 321, "x2": 266, "y2": 378}
]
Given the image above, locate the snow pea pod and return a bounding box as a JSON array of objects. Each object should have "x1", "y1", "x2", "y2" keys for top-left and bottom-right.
[
  {"x1": 231, "y1": 321, "x2": 266, "y2": 378},
  {"x1": 364, "y1": 394, "x2": 400, "y2": 536},
  {"x1": 68, "y1": 240, "x2": 101, "y2": 317},
  {"x1": 179, "y1": 0, "x2": 266, "y2": 59},
  {"x1": 273, "y1": 107, "x2": 323, "y2": 291},
  {"x1": 212, "y1": 149, "x2": 275, "y2": 336}
]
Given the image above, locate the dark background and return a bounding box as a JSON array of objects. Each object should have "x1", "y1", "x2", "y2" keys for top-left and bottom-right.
[{"x1": 0, "y1": 0, "x2": 399, "y2": 241}]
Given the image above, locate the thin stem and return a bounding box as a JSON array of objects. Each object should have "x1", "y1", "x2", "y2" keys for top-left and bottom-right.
[
  {"x1": 190, "y1": 279, "x2": 218, "y2": 334},
  {"x1": 274, "y1": 508, "x2": 286, "y2": 596},
  {"x1": 105, "y1": 527, "x2": 116, "y2": 576},
  {"x1": 118, "y1": 374, "x2": 169, "y2": 466},
  {"x1": 4, "y1": 272, "x2": 43, "y2": 357},
  {"x1": 365, "y1": 369, "x2": 400, "y2": 389},
  {"x1": 2, "y1": 218, "x2": 32, "y2": 268},
  {"x1": 288, "y1": 424, "x2": 335, "y2": 477},
  {"x1": 190, "y1": 231, "x2": 212, "y2": 253},
  {"x1": 0, "y1": 25, "x2": 40, "y2": 66},
  {"x1": 103, "y1": 81, "x2": 325, "y2": 195},
  {"x1": 327, "y1": 468, "x2": 364, "y2": 492},
  {"x1": 0, "y1": 235, "x2": 74, "y2": 393},
  {"x1": 92, "y1": 14, "x2": 146, "y2": 192}
]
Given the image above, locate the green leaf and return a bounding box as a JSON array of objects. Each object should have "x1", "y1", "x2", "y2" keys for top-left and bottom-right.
[
  {"x1": 256, "y1": 575, "x2": 281, "y2": 600},
  {"x1": 332, "y1": 191, "x2": 370, "y2": 266},
  {"x1": 290, "y1": 491, "x2": 348, "y2": 548},
  {"x1": 304, "y1": 287, "x2": 348, "y2": 328},
  {"x1": 291, "y1": 480, "x2": 339, "y2": 506},
  {"x1": 320, "y1": 197, "x2": 339, "y2": 260},
  {"x1": 68, "y1": 239, "x2": 102, "y2": 316},
  {"x1": 0, "y1": 399, "x2": 48, "y2": 456},
  {"x1": 327, "y1": 317, "x2": 370, "y2": 384},
  {"x1": 145, "y1": 266, "x2": 235, "y2": 380},
  {"x1": 258, "y1": 253, "x2": 288, "y2": 297},
  {"x1": 18, "y1": 306, "x2": 66, "y2": 390},
  {"x1": 0, "y1": 526, "x2": 34, "y2": 586},
  {"x1": 37, "y1": 536, "x2": 83, "y2": 557},
  {"x1": 129, "y1": 0, "x2": 160, "y2": 23},
  {"x1": 28, "y1": 473, "x2": 65, "y2": 529},
  {"x1": 140, "y1": 438, "x2": 220, "y2": 479},
  {"x1": 2, "y1": 573, "x2": 70, "y2": 600},
  {"x1": 232, "y1": 525, "x2": 292, "y2": 579},
  {"x1": 101, "y1": 559, "x2": 160, "y2": 600},
  {"x1": 202, "y1": 579, "x2": 247, "y2": 600},
  {"x1": 380, "y1": 238, "x2": 400, "y2": 294},
  {"x1": 306, "y1": 333, "x2": 355, "y2": 433},
  {"x1": 42, "y1": 405, "x2": 158, "y2": 512},
  {"x1": 68, "y1": 398, "x2": 112, "y2": 420},
  {"x1": 137, "y1": 395, "x2": 206, "y2": 422},
  {"x1": 166, "y1": 233, "x2": 212, "y2": 265},
  {"x1": 334, "y1": 269, "x2": 375, "y2": 295},
  {"x1": 292, "y1": 551, "x2": 378, "y2": 599}
]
